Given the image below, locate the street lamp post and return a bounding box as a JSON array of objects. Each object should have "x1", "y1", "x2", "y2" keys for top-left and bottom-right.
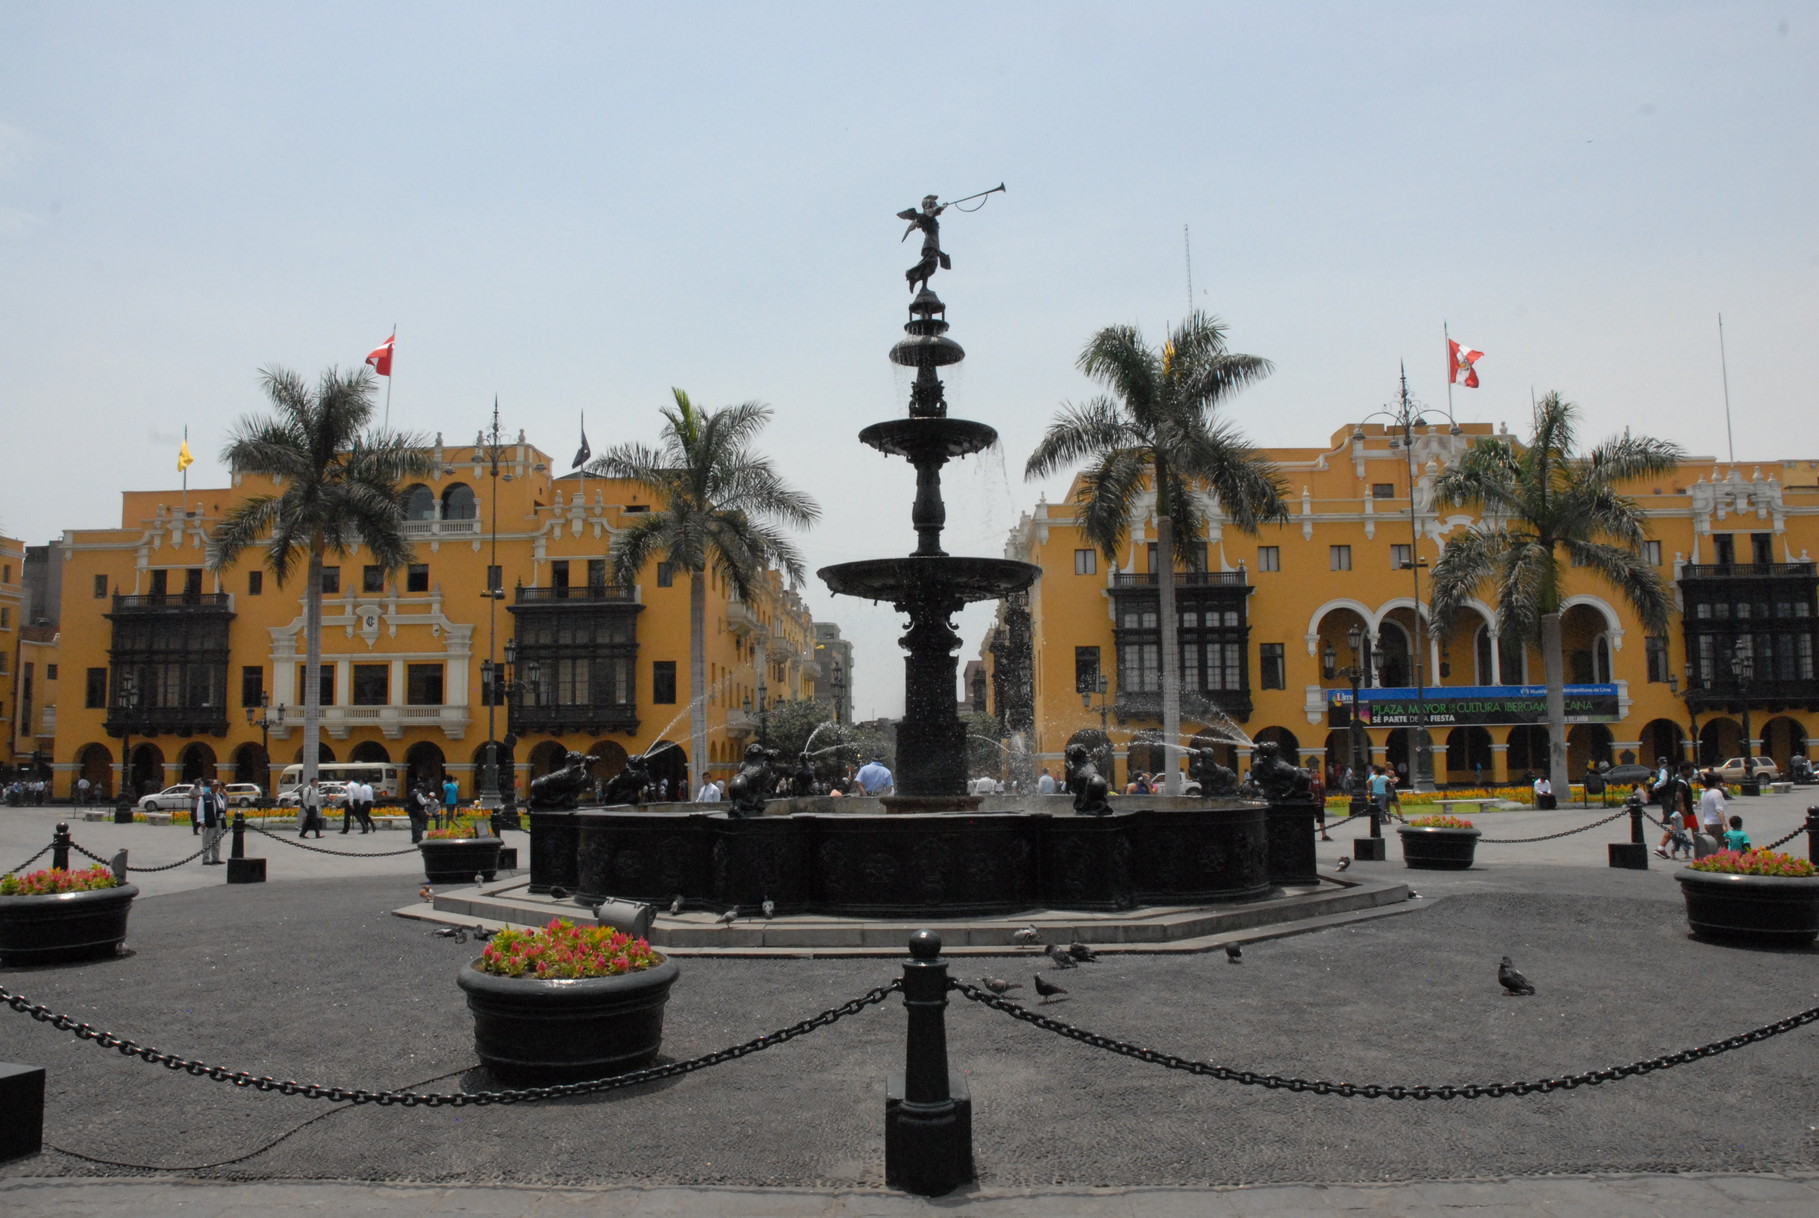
[
  {"x1": 1735, "y1": 636, "x2": 1759, "y2": 796},
  {"x1": 1331, "y1": 625, "x2": 1376, "y2": 827},
  {"x1": 831, "y1": 664, "x2": 846, "y2": 726},
  {"x1": 1081, "y1": 673, "x2": 1111, "y2": 741},
  {"x1": 1681, "y1": 662, "x2": 1703, "y2": 767},
  {"x1": 115, "y1": 671, "x2": 139, "y2": 819},
  {"x1": 479, "y1": 399, "x2": 510, "y2": 812},
  {"x1": 245, "y1": 695, "x2": 287, "y2": 803}
]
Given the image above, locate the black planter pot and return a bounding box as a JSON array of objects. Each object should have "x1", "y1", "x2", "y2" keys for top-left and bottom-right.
[
  {"x1": 1674, "y1": 869, "x2": 1819, "y2": 946},
  {"x1": 0, "y1": 883, "x2": 140, "y2": 966},
  {"x1": 455, "y1": 956, "x2": 680, "y2": 1084},
  {"x1": 419, "y1": 837, "x2": 504, "y2": 885},
  {"x1": 1397, "y1": 826, "x2": 1481, "y2": 870}
]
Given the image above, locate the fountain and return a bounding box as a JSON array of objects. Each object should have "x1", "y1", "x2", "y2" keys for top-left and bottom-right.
[{"x1": 513, "y1": 195, "x2": 1329, "y2": 922}]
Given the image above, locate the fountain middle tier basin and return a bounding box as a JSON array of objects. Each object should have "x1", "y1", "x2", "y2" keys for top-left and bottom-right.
[
  {"x1": 531, "y1": 799, "x2": 1319, "y2": 918},
  {"x1": 858, "y1": 417, "x2": 999, "y2": 460},
  {"x1": 819, "y1": 554, "x2": 1039, "y2": 605}
]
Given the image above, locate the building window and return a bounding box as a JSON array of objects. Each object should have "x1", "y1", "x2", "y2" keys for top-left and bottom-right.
[
  {"x1": 1146, "y1": 542, "x2": 1159, "y2": 573},
  {"x1": 1260, "y1": 643, "x2": 1286, "y2": 690},
  {"x1": 351, "y1": 664, "x2": 389, "y2": 706},
  {"x1": 1390, "y1": 544, "x2": 1412, "y2": 570},
  {"x1": 1074, "y1": 549, "x2": 1097, "y2": 576},
  {"x1": 362, "y1": 565, "x2": 386, "y2": 594},
  {"x1": 1257, "y1": 546, "x2": 1280, "y2": 572},
  {"x1": 1644, "y1": 636, "x2": 1669, "y2": 683},
  {"x1": 1372, "y1": 483, "x2": 1395, "y2": 499},
  {"x1": 1642, "y1": 540, "x2": 1661, "y2": 566},
  {"x1": 487, "y1": 565, "x2": 502, "y2": 595},
  {"x1": 406, "y1": 563, "x2": 429, "y2": 592},
  {"x1": 1712, "y1": 534, "x2": 1735, "y2": 566},
  {"x1": 298, "y1": 665, "x2": 336, "y2": 706},
  {"x1": 657, "y1": 561, "x2": 675, "y2": 588},
  {"x1": 241, "y1": 667, "x2": 264, "y2": 707},
  {"x1": 1752, "y1": 533, "x2": 1773, "y2": 565},
  {"x1": 319, "y1": 566, "x2": 340, "y2": 594},
  {"x1": 1330, "y1": 545, "x2": 1352, "y2": 571},
  {"x1": 652, "y1": 660, "x2": 677, "y2": 704},
  {"x1": 587, "y1": 558, "x2": 607, "y2": 588},
  {"x1": 248, "y1": 570, "x2": 263, "y2": 595},
  {"x1": 1074, "y1": 646, "x2": 1101, "y2": 692},
  {"x1": 406, "y1": 663, "x2": 443, "y2": 706},
  {"x1": 0, "y1": 607, "x2": 8, "y2": 629},
  {"x1": 550, "y1": 560, "x2": 570, "y2": 591},
  {"x1": 1118, "y1": 641, "x2": 1161, "y2": 692},
  {"x1": 45, "y1": 664, "x2": 57, "y2": 680},
  {"x1": 86, "y1": 668, "x2": 107, "y2": 709},
  {"x1": 94, "y1": 573, "x2": 108, "y2": 598}
]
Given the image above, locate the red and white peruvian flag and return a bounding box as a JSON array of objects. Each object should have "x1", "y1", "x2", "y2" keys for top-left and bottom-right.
[
  {"x1": 1448, "y1": 338, "x2": 1483, "y2": 388},
  {"x1": 365, "y1": 332, "x2": 395, "y2": 377}
]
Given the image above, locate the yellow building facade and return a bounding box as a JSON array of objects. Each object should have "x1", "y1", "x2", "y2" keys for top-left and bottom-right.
[
  {"x1": 998, "y1": 422, "x2": 1819, "y2": 787},
  {"x1": 40, "y1": 435, "x2": 821, "y2": 801}
]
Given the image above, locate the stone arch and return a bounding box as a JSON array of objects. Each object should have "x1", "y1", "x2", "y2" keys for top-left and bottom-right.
[
  {"x1": 349, "y1": 740, "x2": 392, "y2": 763},
  {"x1": 1699, "y1": 717, "x2": 1740, "y2": 766},
  {"x1": 528, "y1": 739, "x2": 569, "y2": 779},
  {"x1": 643, "y1": 740, "x2": 687, "y2": 799},
  {"x1": 128, "y1": 742, "x2": 165, "y2": 798},
  {"x1": 403, "y1": 484, "x2": 436, "y2": 521},
  {"x1": 1504, "y1": 725, "x2": 1549, "y2": 778},
  {"x1": 1125, "y1": 731, "x2": 1166, "y2": 787},
  {"x1": 293, "y1": 742, "x2": 336, "y2": 764},
  {"x1": 441, "y1": 483, "x2": 477, "y2": 520},
  {"x1": 1304, "y1": 598, "x2": 1377, "y2": 657},
  {"x1": 1375, "y1": 619, "x2": 1414, "y2": 688},
  {"x1": 1759, "y1": 716, "x2": 1807, "y2": 772},
  {"x1": 1444, "y1": 726, "x2": 1493, "y2": 783},
  {"x1": 587, "y1": 740, "x2": 630, "y2": 789},
  {"x1": 232, "y1": 742, "x2": 269, "y2": 788},
  {"x1": 1252, "y1": 725, "x2": 1300, "y2": 767},
  {"x1": 178, "y1": 742, "x2": 217, "y2": 785},
  {"x1": 1559, "y1": 595, "x2": 1623, "y2": 648},
  {"x1": 1567, "y1": 723, "x2": 1615, "y2": 775},
  {"x1": 405, "y1": 741, "x2": 446, "y2": 792},
  {"x1": 76, "y1": 743, "x2": 114, "y2": 798},
  {"x1": 1638, "y1": 719, "x2": 1686, "y2": 767}
]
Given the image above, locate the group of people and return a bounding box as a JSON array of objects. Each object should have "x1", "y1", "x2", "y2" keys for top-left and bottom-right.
[
  {"x1": 1645, "y1": 759, "x2": 1753, "y2": 860},
  {"x1": 3, "y1": 778, "x2": 49, "y2": 805},
  {"x1": 192, "y1": 779, "x2": 229, "y2": 864}
]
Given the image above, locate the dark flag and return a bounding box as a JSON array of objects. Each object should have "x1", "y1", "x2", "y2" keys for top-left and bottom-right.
[{"x1": 572, "y1": 413, "x2": 591, "y2": 470}]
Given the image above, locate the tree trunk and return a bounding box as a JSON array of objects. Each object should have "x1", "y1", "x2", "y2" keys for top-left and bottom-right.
[
  {"x1": 1157, "y1": 515, "x2": 1183, "y2": 796},
  {"x1": 1541, "y1": 610, "x2": 1570, "y2": 799},
  {"x1": 689, "y1": 571, "x2": 707, "y2": 796},
  {"x1": 302, "y1": 541, "x2": 325, "y2": 790}
]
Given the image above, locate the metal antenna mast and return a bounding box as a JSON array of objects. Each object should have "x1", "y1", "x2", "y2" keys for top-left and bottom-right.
[{"x1": 1183, "y1": 224, "x2": 1194, "y2": 312}]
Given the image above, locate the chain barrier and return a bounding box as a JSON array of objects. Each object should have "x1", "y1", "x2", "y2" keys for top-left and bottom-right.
[
  {"x1": 0, "y1": 978, "x2": 901, "y2": 1107},
  {"x1": 950, "y1": 981, "x2": 1819, "y2": 1100},
  {"x1": 1639, "y1": 807, "x2": 1807, "y2": 854},
  {"x1": 1477, "y1": 807, "x2": 1629, "y2": 844},
  {"x1": 248, "y1": 823, "x2": 421, "y2": 858},
  {"x1": 2, "y1": 843, "x2": 53, "y2": 875},
  {"x1": 68, "y1": 835, "x2": 211, "y2": 874}
]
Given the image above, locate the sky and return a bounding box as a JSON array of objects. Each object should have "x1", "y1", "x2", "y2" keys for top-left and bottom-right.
[{"x1": 2, "y1": 2, "x2": 1814, "y2": 720}]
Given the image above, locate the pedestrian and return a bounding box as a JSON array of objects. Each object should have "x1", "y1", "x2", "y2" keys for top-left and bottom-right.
[
  {"x1": 341, "y1": 778, "x2": 364, "y2": 835},
  {"x1": 1036, "y1": 767, "x2": 1057, "y2": 795},
  {"x1": 299, "y1": 778, "x2": 325, "y2": 838},
  {"x1": 1722, "y1": 813, "x2": 1751, "y2": 853},
  {"x1": 407, "y1": 782, "x2": 433, "y2": 844},
  {"x1": 856, "y1": 753, "x2": 894, "y2": 796},
  {"x1": 1367, "y1": 764, "x2": 1393, "y2": 815},
  {"x1": 441, "y1": 775, "x2": 459, "y2": 828},
  {"x1": 1697, "y1": 771, "x2": 1728, "y2": 850},
  {"x1": 198, "y1": 780, "x2": 226, "y2": 864},
  {"x1": 76, "y1": 776, "x2": 91, "y2": 806},
  {"x1": 1309, "y1": 768, "x2": 1330, "y2": 840},
  {"x1": 1533, "y1": 773, "x2": 1555, "y2": 811}
]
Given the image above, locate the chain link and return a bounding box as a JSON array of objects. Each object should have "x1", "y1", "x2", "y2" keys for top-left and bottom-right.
[
  {"x1": 950, "y1": 981, "x2": 1819, "y2": 1100},
  {"x1": 248, "y1": 823, "x2": 422, "y2": 858},
  {"x1": 1761, "y1": 823, "x2": 1810, "y2": 852},
  {"x1": 2, "y1": 843, "x2": 53, "y2": 875},
  {"x1": 1478, "y1": 808, "x2": 1630, "y2": 844},
  {"x1": 0, "y1": 979, "x2": 900, "y2": 1107}
]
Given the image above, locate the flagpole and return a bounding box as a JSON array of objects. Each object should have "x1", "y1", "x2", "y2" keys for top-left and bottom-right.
[
  {"x1": 577, "y1": 409, "x2": 586, "y2": 508},
  {"x1": 1717, "y1": 312, "x2": 1735, "y2": 465},
  {"x1": 1443, "y1": 321, "x2": 1455, "y2": 420},
  {"x1": 383, "y1": 323, "x2": 395, "y2": 430},
  {"x1": 181, "y1": 424, "x2": 188, "y2": 521}
]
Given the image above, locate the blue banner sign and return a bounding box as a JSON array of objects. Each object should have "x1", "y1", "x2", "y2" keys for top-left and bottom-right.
[{"x1": 1327, "y1": 684, "x2": 1620, "y2": 727}]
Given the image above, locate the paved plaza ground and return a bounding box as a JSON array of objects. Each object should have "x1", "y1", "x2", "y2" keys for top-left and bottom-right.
[{"x1": 0, "y1": 794, "x2": 1815, "y2": 1215}]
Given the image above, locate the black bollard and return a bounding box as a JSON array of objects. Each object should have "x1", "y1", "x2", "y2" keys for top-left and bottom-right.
[
  {"x1": 884, "y1": 930, "x2": 973, "y2": 1196},
  {"x1": 1608, "y1": 794, "x2": 1648, "y2": 869},
  {"x1": 1807, "y1": 806, "x2": 1819, "y2": 865},
  {"x1": 226, "y1": 811, "x2": 266, "y2": 884},
  {"x1": 1354, "y1": 802, "x2": 1388, "y2": 861},
  {"x1": 51, "y1": 823, "x2": 70, "y2": 872}
]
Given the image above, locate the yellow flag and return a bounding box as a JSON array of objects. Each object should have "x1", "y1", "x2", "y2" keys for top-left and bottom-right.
[{"x1": 177, "y1": 438, "x2": 194, "y2": 472}]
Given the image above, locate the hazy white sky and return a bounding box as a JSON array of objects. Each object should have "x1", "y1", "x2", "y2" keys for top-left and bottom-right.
[{"x1": 3, "y1": 2, "x2": 1814, "y2": 719}]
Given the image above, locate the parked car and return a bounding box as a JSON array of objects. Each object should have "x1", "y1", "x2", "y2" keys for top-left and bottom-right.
[
  {"x1": 1712, "y1": 756, "x2": 1778, "y2": 782},
  {"x1": 1599, "y1": 763, "x2": 1655, "y2": 789},
  {"x1": 222, "y1": 783, "x2": 264, "y2": 807},
  {"x1": 275, "y1": 781, "x2": 349, "y2": 810},
  {"x1": 139, "y1": 784, "x2": 198, "y2": 812}
]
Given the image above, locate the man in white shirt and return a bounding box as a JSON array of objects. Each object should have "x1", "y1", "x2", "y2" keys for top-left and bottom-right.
[
  {"x1": 856, "y1": 755, "x2": 894, "y2": 796},
  {"x1": 1036, "y1": 768, "x2": 1057, "y2": 795},
  {"x1": 694, "y1": 774, "x2": 722, "y2": 802}
]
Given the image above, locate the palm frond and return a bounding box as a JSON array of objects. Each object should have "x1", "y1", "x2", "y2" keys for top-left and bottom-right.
[{"x1": 1024, "y1": 397, "x2": 1140, "y2": 480}]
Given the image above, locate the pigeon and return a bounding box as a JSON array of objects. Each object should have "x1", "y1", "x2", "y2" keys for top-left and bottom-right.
[
  {"x1": 761, "y1": 898, "x2": 775, "y2": 920},
  {"x1": 419, "y1": 885, "x2": 434, "y2": 902},
  {"x1": 1498, "y1": 956, "x2": 1535, "y2": 996},
  {"x1": 1046, "y1": 943, "x2": 1079, "y2": 970},
  {"x1": 549, "y1": 885, "x2": 571, "y2": 901},
  {"x1": 668, "y1": 893, "x2": 684, "y2": 916},
  {"x1": 978, "y1": 976, "x2": 1022, "y2": 997},
  {"x1": 1012, "y1": 926, "x2": 1040, "y2": 947},
  {"x1": 1226, "y1": 943, "x2": 1243, "y2": 963},
  {"x1": 1033, "y1": 973, "x2": 1069, "y2": 1004},
  {"x1": 432, "y1": 926, "x2": 468, "y2": 944},
  {"x1": 1067, "y1": 941, "x2": 1098, "y2": 963},
  {"x1": 473, "y1": 924, "x2": 496, "y2": 942},
  {"x1": 1335, "y1": 857, "x2": 1351, "y2": 872},
  {"x1": 717, "y1": 908, "x2": 738, "y2": 925}
]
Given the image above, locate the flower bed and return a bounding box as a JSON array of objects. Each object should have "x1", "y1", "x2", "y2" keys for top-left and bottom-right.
[
  {"x1": 1, "y1": 865, "x2": 120, "y2": 896},
  {"x1": 1675, "y1": 849, "x2": 1819, "y2": 946},
  {"x1": 1403, "y1": 813, "x2": 1475, "y2": 830},
  {"x1": 1687, "y1": 849, "x2": 1815, "y2": 878},
  {"x1": 0, "y1": 867, "x2": 138, "y2": 965},
  {"x1": 479, "y1": 918, "x2": 663, "y2": 979}
]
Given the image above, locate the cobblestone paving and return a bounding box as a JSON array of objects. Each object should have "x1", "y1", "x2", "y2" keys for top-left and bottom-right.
[{"x1": 1, "y1": 863, "x2": 1815, "y2": 1192}]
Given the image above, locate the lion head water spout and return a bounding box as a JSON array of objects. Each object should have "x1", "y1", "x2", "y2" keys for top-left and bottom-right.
[{"x1": 819, "y1": 192, "x2": 1038, "y2": 799}]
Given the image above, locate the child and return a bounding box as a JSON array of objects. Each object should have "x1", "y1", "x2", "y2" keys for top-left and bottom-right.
[{"x1": 1723, "y1": 814, "x2": 1751, "y2": 853}]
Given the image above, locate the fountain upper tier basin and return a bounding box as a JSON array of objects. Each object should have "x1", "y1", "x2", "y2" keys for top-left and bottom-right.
[
  {"x1": 859, "y1": 417, "x2": 999, "y2": 459},
  {"x1": 819, "y1": 554, "x2": 1039, "y2": 605}
]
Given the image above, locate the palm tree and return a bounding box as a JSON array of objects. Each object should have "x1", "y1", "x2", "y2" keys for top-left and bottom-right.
[
  {"x1": 1430, "y1": 392, "x2": 1683, "y2": 796},
  {"x1": 210, "y1": 367, "x2": 436, "y2": 792},
  {"x1": 589, "y1": 389, "x2": 820, "y2": 789},
  {"x1": 1025, "y1": 313, "x2": 1289, "y2": 794}
]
